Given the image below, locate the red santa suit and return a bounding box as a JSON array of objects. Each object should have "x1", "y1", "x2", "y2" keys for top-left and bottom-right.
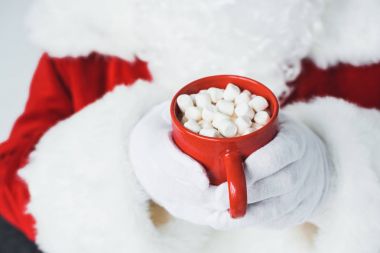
[{"x1": 1, "y1": 0, "x2": 380, "y2": 252}]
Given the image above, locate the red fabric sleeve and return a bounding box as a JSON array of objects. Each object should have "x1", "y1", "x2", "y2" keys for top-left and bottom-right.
[
  {"x1": 0, "y1": 53, "x2": 74, "y2": 241},
  {"x1": 285, "y1": 60, "x2": 380, "y2": 110}
]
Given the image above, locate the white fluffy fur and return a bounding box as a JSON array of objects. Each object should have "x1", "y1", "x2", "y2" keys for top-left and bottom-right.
[
  {"x1": 284, "y1": 98, "x2": 380, "y2": 253},
  {"x1": 26, "y1": 0, "x2": 324, "y2": 96},
  {"x1": 26, "y1": 0, "x2": 380, "y2": 95},
  {"x1": 310, "y1": 0, "x2": 380, "y2": 68},
  {"x1": 19, "y1": 82, "x2": 380, "y2": 252},
  {"x1": 19, "y1": 82, "x2": 210, "y2": 253}
]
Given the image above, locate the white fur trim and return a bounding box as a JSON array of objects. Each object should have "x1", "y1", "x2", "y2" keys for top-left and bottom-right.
[
  {"x1": 309, "y1": 0, "x2": 380, "y2": 68},
  {"x1": 284, "y1": 98, "x2": 380, "y2": 253},
  {"x1": 27, "y1": 0, "x2": 324, "y2": 96},
  {"x1": 19, "y1": 81, "x2": 210, "y2": 253}
]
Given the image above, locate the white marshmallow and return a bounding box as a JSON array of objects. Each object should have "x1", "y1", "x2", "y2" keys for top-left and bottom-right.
[
  {"x1": 252, "y1": 122, "x2": 264, "y2": 130},
  {"x1": 223, "y1": 83, "x2": 241, "y2": 101},
  {"x1": 185, "y1": 106, "x2": 202, "y2": 121},
  {"x1": 178, "y1": 85, "x2": 271, "y2": 138},
  {"x1": 234, "y1": 103, "x2": 255, "y2": 119},
  {"x1": 202, "y1": 104, "x2": 217, "y2": 122},
  {"x1": 181, "y1": 116, "x2": 188, "y2": 124},
  {"x1": 218, "y1": 119, "x2": 238, "y2": 138},
  {"x1": 195, "y1": 93, "x2": 212, "y2": 108},
  {"x1": 177, "y1": 94, "x2": 193, "y2": 113},
  {"x1": 234, "y1": 92, "x2": 251, "y2": 105},
  {"x1": 190, "y1": 94, "x2": 197, "y2": 103},
  {"x1": 254, "y1": 111, "x2": 270, "y2": 124},
  {"x1": 242, "y1": 89, "x2": 252, "y2": 96},
  {"x1": 199, "y1": 128, "x2": 218, "y2": 137},
  {"x1": 212, "y1": 112, "x2": 230, "y2": 129},
  {"x1": 216, "y1": 100, "x2": 234, "y2": 116},
  {"x1": 199, "y1": 120, "x2": 213, "y2": 129},
  {"x1": 242, "y1": 127, "x2": 255, "y2": 135},
  {"x1": 235, "y1": 116, "x2": 252, "y2": 134},
  {"x1": 207, "y1": 87, "x2": 224, "y2": 103},
  {"x1": 184, "y1": 119, "x2": 201, "y2": 133},
  {"x1": 249, "y1": 96, "x2": 269, "y2": 112}
]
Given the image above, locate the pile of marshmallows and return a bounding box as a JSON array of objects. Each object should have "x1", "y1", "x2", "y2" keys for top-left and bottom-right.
[{"x1": 177, "y1": 83, "x2": 271, "y2": 138}]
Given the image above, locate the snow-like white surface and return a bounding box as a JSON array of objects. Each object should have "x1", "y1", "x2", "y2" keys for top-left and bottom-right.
[{"x1": 0, "y1": 0, "x2": 40, "y2": 141}]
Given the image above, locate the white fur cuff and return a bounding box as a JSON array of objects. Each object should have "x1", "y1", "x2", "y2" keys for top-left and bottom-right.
[
  {"x1": 283, "y1": 97, "x2": 380, "y2": 253},
  {"x1": 19, "y1": 81, "x2": 209, "y2": 253}
]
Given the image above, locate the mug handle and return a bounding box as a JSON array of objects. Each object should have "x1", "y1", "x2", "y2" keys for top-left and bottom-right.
[{"x1": 223, "y1": 151, "x2": 247, "y2": 218}]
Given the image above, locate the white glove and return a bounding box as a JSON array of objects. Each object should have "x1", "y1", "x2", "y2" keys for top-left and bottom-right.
[{"x1": 129, "y1": 101, "x2": 332, "y2": 229}]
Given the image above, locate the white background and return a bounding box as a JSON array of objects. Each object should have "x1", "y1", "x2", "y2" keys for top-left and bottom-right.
[{"x1": 0, "y1": 0, "x2": 40, "y2": 142}]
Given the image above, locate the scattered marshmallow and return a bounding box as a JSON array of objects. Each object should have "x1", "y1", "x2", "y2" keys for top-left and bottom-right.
[
  {"x1": 177, "y1": 94, "x2": 193, "y2": 113},
  {"x1": 254, "y1": 111, "x2": 270, "y2": 125},
  {"x1": 184, "y1": 119, "x2": 201, "y2": 133},
  {"x1": 252, "y1": 122, "x2": 264, "y2": 130},
  {"x1": 195, "y1": 93, "x2": 212, "y2": 108},
  {"x1": 216, "y1": 100, "x2": 234, "y2": 116},
  {"x1": 223, "y1": 83, "x2": 240, "y2": 101},
  {"x1": 177, "y1": 83, "x2": 271, "y2": 137},
  {"x1": 199, "y1": 128, "x2": 219, "y2": 137},
  {"x1": 235, "y1": 103, "x2": 255, "y2": 119},
  {"x1": 242, "y1": 89, "x2": 251, "y2": 96},
  {"x1": 212, "y1": 112, "x2": 230, "y2": 129},
  {"x1": 199, "y1": 120, "x2": 213, "y2": 129},
  {"x1": 218, "y1": 119, "x2": 238, "y2": 137},
  {"x1": 235, "y1": 116, "x2": 252, "y2": 134},
  {"x1": 242, "y1": 127, "x2": 255, "y2": 135},
  {"x1": 202, "y1": 104, "x2": 217, "y2": 122},
  {"x1": 249, "y1": 96, "x2": 269, "y2": 112},
  {"x1": 181, "y1": 116, "x2": 188, "y2": 124},
  {"x1": 235, "y1": 92, "x2": 251, "y2": 105},
  {"x1": 185, "y1": 106, "x2": 202, "y2": 121},
  {"x1": 208, "y1": 87, "x2": 224, "y2": 103},
  {"x1": 190, "y1": 94, "x2": 197, "y2": 103}
]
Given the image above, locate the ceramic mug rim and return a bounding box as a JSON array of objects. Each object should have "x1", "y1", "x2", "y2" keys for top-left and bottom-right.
[{"x1": 170, "y1": 74, "x2": 279, "y2": 143}]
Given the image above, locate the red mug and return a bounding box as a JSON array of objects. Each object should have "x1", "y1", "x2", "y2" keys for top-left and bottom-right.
[{"x1": 170, "y1": 75, "x2": 279, "y2": 218}]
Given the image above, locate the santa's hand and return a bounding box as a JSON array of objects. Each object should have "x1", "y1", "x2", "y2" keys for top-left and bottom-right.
[
  {"x1": 129, "y1": 102, "x2": 332, "y2": 229},
  {"x1": 129, "y1": 101, "x2": 222, "y2": 226},
  {"x1": 210, "y1": 113, "x2": 332, "y2": 229}
]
